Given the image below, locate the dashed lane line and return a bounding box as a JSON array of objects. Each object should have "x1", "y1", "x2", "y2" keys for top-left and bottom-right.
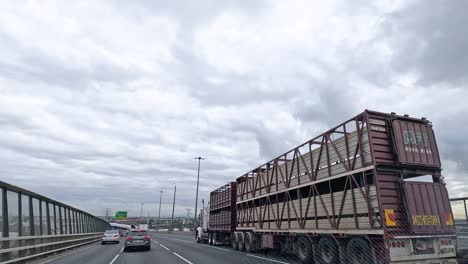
[
  {"x1": 157, "y1": 237, "x2": 290, "y2": 264},
  {"x1": 200, "y1": 244, "x2": 231, "y2": 252},
  {"x1": 158, "y1": 236, "x2": 231, "y2": 252},
  {"x1": 153, "y1": 240, "x2": 195, "y2": 264},
  {"x1": 158, "y1": 236, "x2": 193, "y2": 243},
  {"x1": 160, "y1": 244, "x2": 171, "y2": 251},
  {"x1": 108, "y1": 247, "x2": 124, "y2": 264},
  {"x1": 173, "y1": 252, "x2": 194, "y2": 264},
  {"x1": 246, "y1": 254, "x2": 290, "y2": 264}
]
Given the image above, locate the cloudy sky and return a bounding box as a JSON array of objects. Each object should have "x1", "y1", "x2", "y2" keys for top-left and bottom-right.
[{"x1": 0, "y1": 0, "x2": 467, "y2": 217}]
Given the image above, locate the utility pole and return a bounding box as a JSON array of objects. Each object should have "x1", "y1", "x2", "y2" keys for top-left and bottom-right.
[
  {"x1": 171, "y1": 185, "x2": 176, "y2": 227},
  {"x1": 104, "y1": 208, "x2": 111, "y2": 221},
  {"x1": 194, "y1": 157, "x2": 204, "y2": 225},
  {"x1": 158, "y1": 190, "x2": 163, "y2": 226}
]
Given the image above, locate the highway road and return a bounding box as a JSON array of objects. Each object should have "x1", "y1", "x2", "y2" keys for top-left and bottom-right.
[{"x1": 28, "y1": 232, "x2": 300, "y2": 264}]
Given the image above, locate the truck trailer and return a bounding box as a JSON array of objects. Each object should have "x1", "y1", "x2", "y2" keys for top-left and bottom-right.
[{"x1": 205, "y1": 110, "x2": 456, "y2": 264}]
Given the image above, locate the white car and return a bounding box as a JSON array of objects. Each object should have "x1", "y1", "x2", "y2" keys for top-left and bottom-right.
[{"x1": 102, "y1": 230, "x2": 120, "y2": 244}]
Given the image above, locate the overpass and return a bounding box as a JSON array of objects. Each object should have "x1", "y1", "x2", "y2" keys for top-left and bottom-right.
[{"x1": 0, "y1": 180, "x2": 109, "y2": 263}]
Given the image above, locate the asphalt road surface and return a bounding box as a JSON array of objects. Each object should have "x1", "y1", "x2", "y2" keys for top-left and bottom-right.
[{"x1": 28, "y1": 232, "x2": 301, "y2": 264}]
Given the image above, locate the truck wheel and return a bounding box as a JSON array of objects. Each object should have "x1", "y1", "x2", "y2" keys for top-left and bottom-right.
[
  {"x1": 295, "y1": 236, "x2": 313, "y2": 263},
  {"x1": 238, "y1": 232, "x2": 245, "y2": 251},
  {"x1": 318, "y1": 237, "x2": 338, "y2": 264},
  {"x1": 232, "y1": 233, "x2": 239, "y2": 250},
  {"x1": 245, "y1": 232, "x2": 254, "y2": 253},
  {"x1": 208, "y1": 233, "x2": 213, "y2": 245},
  {"x1": 213, "y1": 232, "x2": 218, "y2": 246},
  {"x1": 347, "y1": 238, "x2": 373, "y2": 264}
]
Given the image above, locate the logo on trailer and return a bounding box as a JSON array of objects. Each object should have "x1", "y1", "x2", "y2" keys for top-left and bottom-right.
[
  {"x1": 412, "y1": 215, "x2": 440, "y2": 226},
  {"x1": 385, "y1": 209, "x2": 396, "y2": 226}
]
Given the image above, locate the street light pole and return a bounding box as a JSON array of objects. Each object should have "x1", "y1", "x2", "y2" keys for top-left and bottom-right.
[
  {"x1": 171, "y1": 185, "x2": 176, "y2": 227},
  {"x1": 157, "y1": 190, "x2": 163, "y2": 226},
  {"x1": 194, "y1": 157, "x2": 204, "y2": 225}
]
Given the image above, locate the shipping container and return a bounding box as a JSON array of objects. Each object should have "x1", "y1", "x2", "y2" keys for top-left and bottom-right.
[{"x1": 202, "y1": 110, "x2": 456, "y2": 264}]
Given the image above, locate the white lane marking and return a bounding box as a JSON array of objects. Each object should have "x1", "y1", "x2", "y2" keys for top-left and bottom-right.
[
  {"x1": 158, "y1": 235, "x2": 232, "y2": 253},
  {"x1": 246, "y1": 254, "x2": 290, "y2": 264},
  {"x1": 159, "y1": 243, "x2": 171, "y2": 251},
  {"x1": 120, "y1": 247, "x2": 124, "y2": 253},
  {"x1": 158, "y1": 236, "x2": 193, "y2": 243},
  {"x1": 173, "y1": 252, "x2": 193, "y2": 264},
  {"x1": 109, "y1": 254, "x2": 120, "y2": 264},
  {"x1": 171, "y1": 238, "x2": 193, "y2": 243},
  {"x1": 200, "y1": 244, "x2": 231, "y2": 252}
]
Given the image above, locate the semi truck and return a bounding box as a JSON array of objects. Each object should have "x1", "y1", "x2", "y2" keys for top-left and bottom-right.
[{"x1": 202, "y1": 110, "x2": 457, "y2": 264}]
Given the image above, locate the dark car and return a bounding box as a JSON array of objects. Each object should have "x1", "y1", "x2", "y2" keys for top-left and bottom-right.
[{"x1": 124, "y1": 230, "x2": 151, "y2": 251}]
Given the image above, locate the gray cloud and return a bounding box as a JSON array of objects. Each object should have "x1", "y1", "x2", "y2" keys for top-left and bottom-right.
[{"x1": 0, "y1": 0, "x2": 467, "y2": 218}]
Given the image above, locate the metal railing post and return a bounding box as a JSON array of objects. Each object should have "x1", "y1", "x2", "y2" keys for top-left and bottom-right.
[
  {"x1": 59, "y1": 206, "x2": 63, "y2": 234},
  {"x1": 38, "y1": 199, "x2": 44, "y2": 236},
  {"x1": 77, "y1": 213, "x2": 81, "y2": 233},
  {"x1": 68, "y1": 209, "x2": 72, "y2": 234},
  {"x1": 464, "y1": 199, "x2": 468, "y2": 222},
  {"x1": 53, "y1": 204, "x2": 57, "y2": 235},
  {"x1": 18, "y1": 193, "x2": 23, "y2": 236},
  {"x1": 2, "y1": 188, "x2": 8, "y2": 237},
  {"x1": 39, "y1": 200, "x2": 43, "y2": 235},
  {"x1": 29, "y1": 196, "x2": 34, "y2": 236},
  {"x1": 46, "y1": 202, "x2": 51, "y2": 235},
  {"x1": 80, "y1": 213, "x2": 84, "y2": 232},
  {"x1": 85, "y1": 215, "x2": 88, "y2": 233}
]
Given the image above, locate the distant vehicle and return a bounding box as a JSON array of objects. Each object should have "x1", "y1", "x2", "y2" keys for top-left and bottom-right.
[
  {"x1": 101, "y1": 230, "x2": 120, "y2": 244},
  {"x1": 138, "y1": 224, "x2": 149, "y2": 231},
  {"x1": 173, "y1": 228, "x2": 179, "y2": 231},
  {"x1": 183, "y1": 228, "x2": 190, "y2": 232},
  {"x1": 124, "y1": 230, "x2": 151, "y2": 251}
]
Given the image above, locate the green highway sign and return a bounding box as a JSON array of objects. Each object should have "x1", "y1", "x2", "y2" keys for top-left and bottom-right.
[{"x1": 115, "y1": 211, "x2": 127, "y2": 220}]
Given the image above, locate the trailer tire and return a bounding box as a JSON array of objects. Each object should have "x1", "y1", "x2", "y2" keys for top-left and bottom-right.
[
  {"x1": 232, "y1": 233, "x2": 239, "y2": 250},
  {"x1": 213, "y1": 232, "x2": 217, "y2": 246},
  {"x1": 318, "y1": 237, "x2": 338, "y2": 264},
  {"x1": 295, "y1": 236, "x2": 313, "y2": 263},
  {"x1": 347, "y1": 238, "x2": 373, "y2": 264},
  {"x1": 245, "y1": 232, "x2": 255, "y2": 253},
  {"x1": 238, "y1": 232, "x2": 245, "y2": 251},
  {"x1": 208, "y1": 233, "x2": 212, "y2": 245}
]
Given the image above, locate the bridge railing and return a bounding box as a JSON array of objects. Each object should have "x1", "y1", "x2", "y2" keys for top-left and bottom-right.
[
  {"x1": 0, "y1": 180, "x2": 109, "y2": 262},
  {"x1": 450, "y1": 197, "x2": 468, "y2": 262}
]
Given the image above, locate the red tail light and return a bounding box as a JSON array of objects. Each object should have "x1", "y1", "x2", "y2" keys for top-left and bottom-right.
[
  {"x1": 126, "y1": 236, "x2": 133, "y2": 241},
  {"x1": 114, "y1": 235, "x2": 119, "y2": 238},
  {"x1": 144, "y1": 235, "x2": 151, "y2": 240}
]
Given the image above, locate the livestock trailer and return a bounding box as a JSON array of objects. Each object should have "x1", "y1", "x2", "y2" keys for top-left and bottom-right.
[{"x1": 208, "y1": 110, "x2": 456, "y2": 264}]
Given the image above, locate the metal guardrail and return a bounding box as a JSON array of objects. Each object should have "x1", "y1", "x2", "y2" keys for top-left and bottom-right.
[
  {"x1": 0, "y1": 233, "x2": 102, "y2": 263},
  {"x1": 450, "y1": 197, "x2": 468, "y2": 263},
  {"x1": 0, "y1": 180, "x2": 109, "y2": 262}
]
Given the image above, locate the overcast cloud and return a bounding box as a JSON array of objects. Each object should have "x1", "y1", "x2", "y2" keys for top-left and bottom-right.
[{"x1": 0, "y1": 0, "x2": 467, "y2": 217}]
